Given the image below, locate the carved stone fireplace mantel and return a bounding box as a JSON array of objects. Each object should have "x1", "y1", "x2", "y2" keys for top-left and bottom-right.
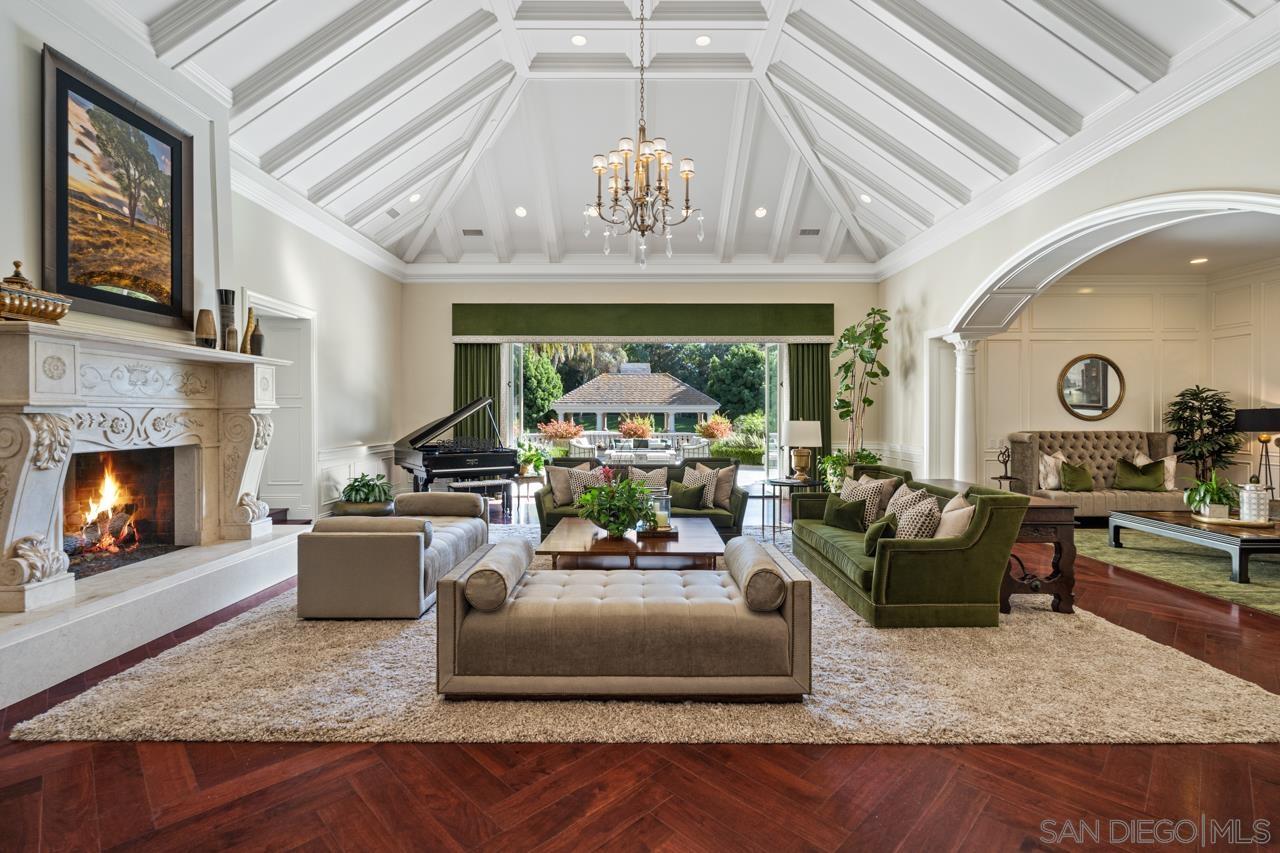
[{"x1": 0, "y1": 323, "x2": 284, "y2": 611}]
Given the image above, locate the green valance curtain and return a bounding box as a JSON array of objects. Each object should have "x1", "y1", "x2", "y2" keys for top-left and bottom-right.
[
  {"x1": 453, "y1": 343, "x2": 502, "y2": 439},
  {"x1": 453, "y1": 303, "x2": 833, "y2": 339},
  {"x1": 788, "y1": 343, "x2": 832, "y2": 456}
]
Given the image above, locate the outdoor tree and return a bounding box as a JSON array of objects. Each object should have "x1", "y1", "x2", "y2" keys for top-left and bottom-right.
[
  {"x1": 1163, "y1": 386, "x2": 1244, "y2": 482},
  {"x1": 832, "y1": 307, "x2": 891, "y2": 453},
  {"x1": 89, "y1": 110, "x2": 156, "y2": 228},
  {"x1": 522, "y1": 348, "x2": 563, "y2": 430},
  {"x1": 706, "y1": 344, "x2": 765, "y2": 421}
]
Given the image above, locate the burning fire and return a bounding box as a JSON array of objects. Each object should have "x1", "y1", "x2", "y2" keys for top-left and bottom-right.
[
  {"x1": 69, "y1": 465, "x2": 141, "y2": 556},
  {"x1": 87, "y1": 469, "x2": 124, "y2": 523}
]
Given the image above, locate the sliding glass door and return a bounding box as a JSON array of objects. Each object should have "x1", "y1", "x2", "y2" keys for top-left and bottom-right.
[{"x1": 763, "y1": 342, "x2": 784, "y2": 480}]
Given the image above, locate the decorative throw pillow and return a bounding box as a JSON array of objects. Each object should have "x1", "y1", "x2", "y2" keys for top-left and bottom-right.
[
  {"x1": 823, "y1": 496, "x2": 867, "y2": 532},
  {"x1": 628, "y1": 466, "x2": 668, "y2": 492},
  {"x1": 696, "y1": 462, "x2": 737, "y2": 510},
  {"x1": 548, "y1": 463, "x2": 590, "y2": 507},
  {"x1": 885, "y1": 484, "x2": 934, "y2": 519},
  {"x1": 668, "y1": 480, "x2": 704, "y2": 510},
  {"x1": 895, "y1": 499, "x2": 942, "y2": 539},
  {"x1": 1039, "y1": 451, "x2": 1067, "y2": 490},
  {"x1": 863, "y1": 513, "x2": 897, "y2": 557},
  {"x1": 1059, "y1": 461, "x2": 1094, "y2": 492},
  {"x1": 841, "y1": 479, "x2": 898, "y2": 528},
  {"x1": 568, "y1": 467, "x2": 607, "y2": 503},
  {"x1": 682, "y1": 466, "x2": 717, "y2": 508},
  {"x1": 935, "y1": 494, "x2": 974, "y2": 538},
  {"x1": 852, "y1": 474, "x2": 903, "y2": 516},
  {"x1": 1114, "y1": 458, "x2": 1165, "y2": 491},
  {"x1": 1133, "y1": 451, "x2": 1176, "y2": 491}
]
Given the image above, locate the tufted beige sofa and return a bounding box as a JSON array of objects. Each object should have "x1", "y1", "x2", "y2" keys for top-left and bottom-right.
[
  {"x1": 438, "y1": 537, "x2": 811, "y2": 700},
  {"x1": 1009, "y1": 430, "x2": 1188, "y2": 517},
  {"x1": 297, "y1": 492, "x2": 489, "y2": 618}
]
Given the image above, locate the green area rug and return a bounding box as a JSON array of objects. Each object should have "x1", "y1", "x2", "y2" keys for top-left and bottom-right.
[{"x1": 1075, "y1": 528, "x2": 1280, "y2": 617}]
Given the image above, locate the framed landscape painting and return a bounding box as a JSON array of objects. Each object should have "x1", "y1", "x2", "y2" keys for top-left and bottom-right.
[{"x1": 43, "y1": 47, "x2": 193, "y2": 329}]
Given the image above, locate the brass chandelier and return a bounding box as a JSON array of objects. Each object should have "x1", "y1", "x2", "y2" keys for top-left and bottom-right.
[{"x1": 583, "y1": 0, "x2": 702, "y2": 268}]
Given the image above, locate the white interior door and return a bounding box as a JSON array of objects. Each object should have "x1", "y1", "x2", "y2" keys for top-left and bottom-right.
[{"x1": 255, "y1": 314, "x2": 316, "y2": 520}]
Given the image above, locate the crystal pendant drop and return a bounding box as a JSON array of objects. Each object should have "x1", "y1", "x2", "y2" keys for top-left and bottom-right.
[
  {"x1": 640, "y1": 242, "x2": 648, "y2": 270},
  {"x1": 696, "y1": 213, "x2": 705, "y2": 243},
  {"x1": 582, "y1": 208, "x2": 591, "y2": 238},
  {"x1": 603, "y1": 227, "x2": 612, "y2": 256},
  {"x1": 665, "y1": 233, "x2": 673, "y2": 259}
]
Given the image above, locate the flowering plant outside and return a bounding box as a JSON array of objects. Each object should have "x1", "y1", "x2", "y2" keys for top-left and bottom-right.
[{"x1": 537, "y1": 419, "x2": 584, "y2": 440}]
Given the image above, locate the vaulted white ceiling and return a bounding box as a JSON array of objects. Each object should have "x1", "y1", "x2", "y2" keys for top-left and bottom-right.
[{"x1": 106, "y1": 0, "x2": 1279, "y2": 279}]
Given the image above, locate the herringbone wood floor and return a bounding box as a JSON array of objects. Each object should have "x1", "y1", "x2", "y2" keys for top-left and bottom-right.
[{"x1": 3, "y1": 540, "x2": 1279, "y2": 852}]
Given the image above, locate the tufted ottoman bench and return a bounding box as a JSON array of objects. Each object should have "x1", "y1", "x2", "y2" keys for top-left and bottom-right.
[{"x1": 437, "y1": 537, "x2": 811, "y2": 700}]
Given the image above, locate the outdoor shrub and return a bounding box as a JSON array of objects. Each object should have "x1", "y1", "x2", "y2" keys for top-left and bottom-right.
[
  {"x1": 711, "y1": 437, "x2": 765, "y2": 466},
  {"x1": 618, "y1": 414, "x2": 655, "y2": 439},
  {"x1": 733, "y1": 410, "x2": 765, "y2": 439},
  {"x1": 538, "y1": 419, "x2": 584, "y2": 440}
]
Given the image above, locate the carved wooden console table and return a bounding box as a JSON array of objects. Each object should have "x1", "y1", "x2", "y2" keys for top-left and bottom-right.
[{"x1": 1000, "y1": 496, "x2": 1077, "y2": 614}]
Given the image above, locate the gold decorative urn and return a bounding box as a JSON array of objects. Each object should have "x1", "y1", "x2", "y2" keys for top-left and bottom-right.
[{"x1": 1, "y1": 261, "x2": 71, "y2": 324}]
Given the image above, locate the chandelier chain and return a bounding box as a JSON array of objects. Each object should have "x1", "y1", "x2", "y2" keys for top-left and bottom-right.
[{"x1": 638, "y1": 0, "x2": 645, "y2": 126}]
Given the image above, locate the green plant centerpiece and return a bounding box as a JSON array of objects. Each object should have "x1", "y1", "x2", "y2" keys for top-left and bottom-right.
[
  {"x1": 1163, "y1": 386, "x2": 1244, "y2": 482},
  {"x1": 517, "y1": 441, "x2": 547, "y2": 476},
  {"x1": 335, "y1": 473, "x2": 394, "y2": 517},
  {"x1": 575, "y1": 467, "x2": 656, "y2": 539},
  {"x1": 1185, "y1": 471, "x2": 1239, "y2": 519},
  {"x1": 817, "y1": 448, "x2": 882, "y2": 492},
  {"x1": 832, "y1": 307, "x2": 890, "y2": 455}
]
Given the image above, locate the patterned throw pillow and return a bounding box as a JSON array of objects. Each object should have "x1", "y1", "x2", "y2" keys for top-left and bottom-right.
[
  {"x1": 841, "y1": 475, "x2": 902, "y2": 516},
  {"x1": 628, "y1": 467, "x2": 668, "y2": 492},
  {"x1": 895, "y1": 499, "x2": 941, "y2": 539},
  {"x1": 682, "y1": 466, "x2": 717, "y2": 508},
  {"x1": 885, "y1": 484, "x2": 933, "y2": 519},
  {"x1": 696, "y1": 462, "x2": 738, "y2": 510},
  {"x1": 568, "y1": 467, "x2": 607, "y2": 503},
  {"x1": 1039, "y1": 451, "x2": 1067, "y2": 490},
  {"x1": 548, "y1": 463, "x2": 590, "y2": 506},
  {"x1": 841, "y1": 479, "x2": 897, "y2": 528}
]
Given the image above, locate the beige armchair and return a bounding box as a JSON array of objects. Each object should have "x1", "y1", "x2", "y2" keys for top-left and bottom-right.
[{"x1": 298, "y1": 491, "x2": 488, "y2": 619}]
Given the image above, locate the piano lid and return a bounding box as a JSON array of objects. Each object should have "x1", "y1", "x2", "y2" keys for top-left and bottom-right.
[{"x1": 399, "y1": 396, "x2": 496, "y2": 449}]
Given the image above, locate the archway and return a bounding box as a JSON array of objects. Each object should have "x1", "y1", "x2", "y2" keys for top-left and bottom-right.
[{"x1": 929, "y1": 191, "x2": 1280, "y2": 480}]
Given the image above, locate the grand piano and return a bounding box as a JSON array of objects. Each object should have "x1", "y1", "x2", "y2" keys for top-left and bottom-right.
[{"x1": 394, "y1": 397, "x2": 518, "y2": 492}]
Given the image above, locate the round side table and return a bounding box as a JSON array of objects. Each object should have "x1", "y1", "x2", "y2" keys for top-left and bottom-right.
[{"x1": 767, "y1": 477, "x2": 823, "y2": 541}]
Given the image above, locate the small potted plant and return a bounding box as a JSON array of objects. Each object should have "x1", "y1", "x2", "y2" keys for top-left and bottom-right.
[
  {"x1": 517, "y1": 442, "x2": 547, "y2": 476},
  {"x1": 618, "y1": 414, "x2": 655, "y2": 439},
  {"x1": 335, "y1": 473, "x2": 394, "y2": 516},
  {"x1": 1185, "y1": 471, "x2": 1238, "y2": 520},
  {"x1": 537, "y1": 418, "x2": 584, "y2": 449},
  {"x1": 575, "y1": 466, "x2": 656, "y2": 539}
]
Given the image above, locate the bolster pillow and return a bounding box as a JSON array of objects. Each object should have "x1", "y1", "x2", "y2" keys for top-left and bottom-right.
[
  {"x1": 395, "y1": 491, "x2": 486, "y2": 518},
  {"x1": 464, "y1": 539, "x2": 534, "y2": 611},
  {"x1": 312, "y1": 516, "x2": 432, "y2": 546},
  {"x1": 724, "y1": 537, "x2": 787, "y2": 612}
]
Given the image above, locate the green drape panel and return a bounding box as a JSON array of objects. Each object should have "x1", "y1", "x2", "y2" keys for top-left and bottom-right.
[
  {"x1": 788, "y1": 343, "x2": 832, "y2": 456},
  {"x1": 454, "y1": 303, "x2": 833, "y2": 338},
  {"x1": 453, "y1": 343, "x2": 502, "y2": 439}
]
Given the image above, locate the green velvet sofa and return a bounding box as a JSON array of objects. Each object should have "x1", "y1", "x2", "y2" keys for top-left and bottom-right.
[
  {"x1": 790, "y1": 465, "x2": 1029, "y2": 628},
  {"x1": 537, "y1": 457, "x2": 748, "y2": 542}
]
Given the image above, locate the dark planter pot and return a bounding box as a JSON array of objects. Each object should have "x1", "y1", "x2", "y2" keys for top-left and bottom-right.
[{"x1": 333, "y1": 500, "x2": 394, "y2": 517}]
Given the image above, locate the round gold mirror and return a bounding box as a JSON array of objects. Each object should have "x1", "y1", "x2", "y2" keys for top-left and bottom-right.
[{"x1": 1058, "y1": 354, "x2": 1125, "y2": 421}]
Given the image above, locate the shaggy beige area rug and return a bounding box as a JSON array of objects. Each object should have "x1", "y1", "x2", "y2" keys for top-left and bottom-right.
[{"x1": 13, "y1": 543, "x2": 1280, "y2": 745}]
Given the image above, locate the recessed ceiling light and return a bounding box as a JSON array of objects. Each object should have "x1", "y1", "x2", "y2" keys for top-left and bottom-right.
[
  {"x1": 695, "y1": 34, "x2": 712, "y2": 47},
  {"x1": 514, "y1": 206, "x2": 527, "y2": 217},
  {"x1": 570, "y1": 34, "x2": 587, "y2": 46},
  {"x1": 1189, "y1": 257, "x2": 1209, "y2": 264},
  {"x1": 408, "y1": 192, "x2": 422, "y2": 204},
  {"x1": 858, "y1": 193, "x2": 872, "y2": 204},
  {"x1": 754, "y1": 207, "x2": 768, "y2": 218}
]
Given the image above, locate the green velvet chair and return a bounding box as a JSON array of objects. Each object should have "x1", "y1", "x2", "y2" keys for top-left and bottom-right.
[
  {"x1": 537, "y1": 457, "x2": 749, "y2": 542},
  {"x1": 790, "y1": 465, "x2": 1029, "y2": 628}
]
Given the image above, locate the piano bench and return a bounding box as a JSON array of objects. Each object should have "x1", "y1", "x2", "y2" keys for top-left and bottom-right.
[{"x1": 448, "y1": 479, "x2": 514, "y2": 515}]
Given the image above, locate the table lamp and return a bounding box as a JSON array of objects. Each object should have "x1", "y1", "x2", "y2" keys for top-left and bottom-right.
[
  {"x1": 782, "y1": 420, "x2": 823, "y2": 480},
  {"x1": 1233, "y1": 408, "x2": 1280, "y2": 493}
]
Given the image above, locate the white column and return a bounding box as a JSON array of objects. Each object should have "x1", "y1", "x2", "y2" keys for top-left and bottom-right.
[{"x1": 946, "y1": 335, "x2": 980, "y2": 484}]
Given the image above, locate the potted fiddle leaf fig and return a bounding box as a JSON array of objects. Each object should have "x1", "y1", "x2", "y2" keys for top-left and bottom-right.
[
  {"x1": 334, "y1": 473, "x2": 394, "y2": 516},
  {"x1": 1185, "y1": 471, "x2": 1238, "y2": 520}
]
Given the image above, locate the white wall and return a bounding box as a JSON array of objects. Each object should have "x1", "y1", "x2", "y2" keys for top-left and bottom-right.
[{"x1": 878, "y1": 63, "x2": 1280, "y2": 457}]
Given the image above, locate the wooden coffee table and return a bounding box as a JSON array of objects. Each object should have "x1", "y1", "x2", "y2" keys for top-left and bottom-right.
[
  {"x1": 536, "y1": 517, "x2": 726, "y2": 569},
  {"x1": 1109, "y1": 510, "x2": 1280, "y2": 583}
]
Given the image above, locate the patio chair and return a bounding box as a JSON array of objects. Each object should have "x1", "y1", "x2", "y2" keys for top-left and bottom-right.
[
  {"x1": 680, "y1": 437, "x2": 711, "y2": 459},
  {"x1": 568, "y1": 437, "x2": 597, "y2": 458}
]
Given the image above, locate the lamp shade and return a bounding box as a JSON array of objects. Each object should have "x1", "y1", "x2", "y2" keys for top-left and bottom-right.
[
  {"x1": 782, "y1": 420, "x2": 823, "y2": 448},
  {"x1": 1234, "y1": 408, "x2": 1280, "y2": 432}
]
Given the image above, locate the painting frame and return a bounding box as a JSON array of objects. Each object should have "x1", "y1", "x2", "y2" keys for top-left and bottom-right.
[{"x1": 42, "y1": 46, "x2": 194, "y2": 330}]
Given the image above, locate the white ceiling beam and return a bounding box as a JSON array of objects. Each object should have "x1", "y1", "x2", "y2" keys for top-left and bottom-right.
[
  {"x1": 308, "y1": 62, "x2": 515, "y2": 205},
  {"x1": 347, "y1": 138, "x2": 471, "y2": 230},
  {"x1": 768, "y1": 151, "x2": 805, "y2": 262},
  {"x1": 489, "y1": 0, "x2": 531, "y2": 75},
  {"x1": 257, "y1": 10, "x2": 499, "y2": 176},
  {"x1": 519, "y1": 90, "x2": 565, "y2": 263},
  {"x1": 818, "y1": 212, "x2": 845, "y2": 263},
  {"x1": 716, "y1": 82, "x2": 759, "y2": 263},
  {"x1": 814, "y1": 141, "x2": 933, "y2": 230},
  {"x1": 435, "y1": 210, "x2": 464, "y2": 263},
  {"x1": 375, "y1": 165, "x2": 459, "y2": 245},
  {"x1": 1221, "y1": 0, "x2": 1276, "y2": 16},
  {"x1": 1003, "y1": 0, "x2": 1169, "y2": 90},
  {"x1": 401, "y1": 78, "x2": 529, "y2": 262},
  {"x1": 851, "y1": 0, "x2": 1081, "y2": 141},
  {"x1": 526, "y1": 54, "x2": 754, "y2": 77},
  {"x1": 148, "y1": 0, "x2": 277, "y2": 67},
  {"x1": 768, "y1": 62, "x2": 970, "y2": 206},
  {"x1": 230, "y1": 0, "x2": 429, "y2": 132},
  {"x1": 755, "y1": 79, "x2": 880, "y2": 261},
  {"x1": 476, "y1": 155, "x2": 514, "y2": 263},
  {"x1": 786, "y1": 11, "x2": 1020, "y2": 178}
]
